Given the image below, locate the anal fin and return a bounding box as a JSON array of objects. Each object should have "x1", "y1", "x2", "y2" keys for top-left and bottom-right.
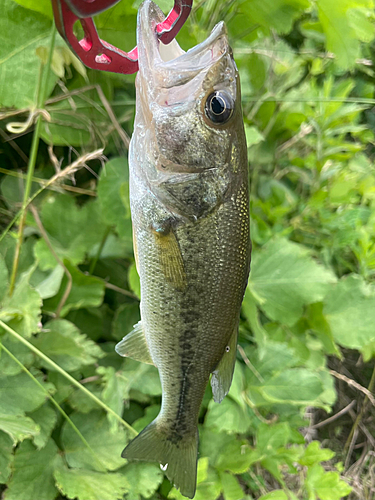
[
  {"x1": 211, "y1": 328, "x2": 238, "y2": 403},
  {"x1": 115, "y1": 321, "x2": 154, "y2": 366}
]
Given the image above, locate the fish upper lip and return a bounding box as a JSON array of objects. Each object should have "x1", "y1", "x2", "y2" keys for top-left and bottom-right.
[{"x1": 138, "y1": 0, "x2": 228, "y2": 72}]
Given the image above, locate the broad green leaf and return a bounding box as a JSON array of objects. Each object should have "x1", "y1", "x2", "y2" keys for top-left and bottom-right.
[
  {"x1": 128, "y1": 262, "x2": 140, "y2": 298},
  {"x1": 219, "y1": 471, "x2": 244, "y2": 500},
  {"x1": 31, "y1": 319, "x2": 104, "y2": 372},
  {"x1": 0, "y1": 414, "x2": 39, "y2": 444},
  {"x1": 258, "y1": 492, "x2": 289, "y2": 500},
  {"x1": 28, "y1": 404, "x2": 57, "y2": 450},
  {"x1": 0, "y1": 0, "x2": 57, "y2": 108},
  {"x1": 205, "y1": 397, "x2": 252, "y2": 434},
  {"x1": 258, "y1": 369, "x2": 324, "y2": 405},
  {"x1": 0, "y1": 334, "x2": 34, "y2": 376},
  {"x1": 256, "y1": 422, "x2": 291, "y2": 452},
  {"x1": 0, "y1": 370, "x2": 54, "y2": 415},
  {"x1": 97, "y1": 366, "x2": 128, "y2": 432},
  {"x1": 68, "y1": 382, "x2": 103, "y2": 414},
  {"x1": 324, "y1": 275, "x2": 375, "y2": 359},
  {"x1": 240, "y1": 0, "x2": 309, "y2": 34},
  {"x1": 306, "y1": 463, "x2": 352, "y2": 500},
  {"x1": 32, "y1": 265, "x2": 64, "y2": 299},
  {"x1": 12, "y1": 0, "x2": 53, "y2": 18},
  {"x1": 245, "y1": 125, "x2": 265, "y2": 147},
  {"x1": 0, "y1": 432, "x2": 13, "y2": 484},
  {"x1": 120, "y1": 462, "x2": 163, "y2": 499},
  {"x1": 43, "y1": 262, "x2": 105, "y2": 317},
  {"x1": 215, "y1": 439, "x2": 259, "y2": 474},
  {"x1": 0, "y1": 255, "x2": 8, "y2": 302},
  {"x1": 0, "y1": 267, "x2": 42, "y2": 337},
  {"x1": 33, "y1": 195, "x2": 107, "y2": 270},
  {"x1": 97, "y1": 158, "x2": 133, "y2": 242},
  {"x1": 54, "y1": 466, "x2": 128, "y2": 500},
  {"x1": 3, "y1": 439, "x2": 62, "y2": 500},
  {"x1": 112, "y1": 302, "x2": 140, "y2": 341},
  {"x1": 299, "y1": 441, "x2": 335, "y2": 467},
  {"x1": 61, "y1": 411, "x2": 127, "y2": 472},
  {"x1": 316, "y1": 0, "x2": 374, "y2": 69},
  {"x1": 249, "y1": 239, "x2": 337, "y2": 326}
]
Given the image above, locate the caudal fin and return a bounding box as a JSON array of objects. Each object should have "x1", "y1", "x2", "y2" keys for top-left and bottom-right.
[{"x1": 122, "y1": 420, "x2": 198, "y2": 499}]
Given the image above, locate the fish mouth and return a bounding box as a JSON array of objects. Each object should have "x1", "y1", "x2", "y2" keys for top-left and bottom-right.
[{"x1": 137, "y1": 0, "x2": 229, "y2": 87}]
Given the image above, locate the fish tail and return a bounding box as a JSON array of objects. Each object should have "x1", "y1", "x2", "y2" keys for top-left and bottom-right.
[{"x1": 122, "y1": 419, "x2": 198, "y2": 499}]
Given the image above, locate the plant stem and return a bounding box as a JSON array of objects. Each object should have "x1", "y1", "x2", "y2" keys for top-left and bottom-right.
[
  {"x1": 0, "y1": 319, "x2": 138, "y2": 437},
  {"x1": 8, "y1": 24, "x2": 56, "y2": 295},
  {"x1": 0, "y1": 342, "x2": 107, "y2": 472},
  {"x1": 89, "y1": 226, "x2": 111, "y2": 275}
]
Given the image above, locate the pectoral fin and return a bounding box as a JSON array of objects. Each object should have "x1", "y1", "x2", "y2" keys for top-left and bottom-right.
[
  {"x1": 211, "y1": 328, "x2": 238, "y2": 403},
  {"x1": 153, "y1": 226, "x2": 187, "y2": 292},
  {"x1": 115, "y1": 321, "x2": 154, "y2": 366}
]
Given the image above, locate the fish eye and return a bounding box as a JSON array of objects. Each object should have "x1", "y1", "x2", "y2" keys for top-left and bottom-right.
[{"x1": 205, "y1": 91, "x2": 234, "y2": 124}]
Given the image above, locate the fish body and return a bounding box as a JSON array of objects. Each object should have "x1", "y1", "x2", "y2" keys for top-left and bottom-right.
[{"x1": 116, "y1": 1, "x2": 251, "y2": 497}]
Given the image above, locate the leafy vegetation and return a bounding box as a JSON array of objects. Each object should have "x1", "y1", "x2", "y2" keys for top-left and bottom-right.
[{"x1": 1, "y1": 0, "x2": 375, "y2": 498}]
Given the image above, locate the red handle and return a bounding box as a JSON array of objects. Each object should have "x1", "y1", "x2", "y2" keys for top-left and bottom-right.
[{"x1": 51, "y1": 0, "x2": 193, "y2": 75}]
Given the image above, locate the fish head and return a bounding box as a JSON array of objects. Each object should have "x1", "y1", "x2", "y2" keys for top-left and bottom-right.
[{"x1": 132, "y1": 0, "x2": 246, "y2": 218}]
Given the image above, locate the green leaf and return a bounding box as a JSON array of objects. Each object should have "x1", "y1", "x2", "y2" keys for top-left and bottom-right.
[
  {"x1": 240, "y1": 0, "x2": 309, "y2": 34},
  {"x1": 128, "y1": 262, "x2": 140, "y2": 299},
  {"x1": 205, "y1": 397, "x2": 252, "y2": 434},
  {"x1": 306, "y1": 463, "x2": 352, "y2": 500},
  {"x1": 12, "y1": 0, "x2": 52, "y2": 18},
  {"x1": 219, "y1": 471, "x2": 244, "y2": 500},
  {"x1": 0, "y1": 432, "x2": 13, "y2": 485},
  {"x1": 43, "y1": 262, "x2": 105, "y2": 317},
  {"x1": 316, "y1": 0, "x2": 373, "y2": 69},
  {"x1": 120, "y1": 462, "x2": 163, "y2": 499},
  {"x1": 245, "y1": 125, "x2": 265, "y2": 147},
  {"x1": 257, "y1": 422, "x2": 291, "y2": 452},
  {"x1": 258, "y1": 369, "x2": 324, "y2": 404},
  {"x1": 0, "y1": 255, "x2": 8, "y2": 302},
  {"x1": 0, "y1": 414, "x2": 40, "y2": 444},
  {"x1": 215, "y1": 439, "x2": 259, "y2": 474},
  {"x1": 3, "y1": 439, "x2": 62, "y2": 500},
  {"x1": 112, "y1": 302, "x2": 140, "y2": 341},
  {"x1": 97, "y1": 366, "x2": 128, "y2": 432},
  {"x1": 324, "y1": 275, "x2": 375, "y2": 359},
  {"x1": 53, "y1": 466, "x2": 127, "y2": 500},
  {"x1": 0, "y1": 370, "x2": 54, "y2": 415},
  {"x1": 258, "y1": 492, "x2": 289, "y2": 500},
  {"x1": 33, "y1": 195, "x2": 107, "y2": 270},
  {"x1": 28, "y1": 404, "x2": 57, "y2": 450},
  {"x1": 0, "y1": 0, "x2": 57, "y2": 108},
  {"x1": 61, "y1": 411, "x2": 127, "y2": 472},
  {"x1": 0, "y1": 267, "x2": 42, "y2": 337},
  {"x1": 299, "y1": 441, "x2": 335, "y2": 467},
  {"x1": 31, "y1": 319, "x2": 104, "y2": 372},
  {"x1": 249, "y1": 239, "x2": 337, "y2": 326},
  {"x1": 32, "y1": 265, "x2": 64, "y2": 299},
  {"x1": 0, "y1": 334, "x2": 34, "y2": 376},
  {"x1": 97, "y1": 158, "x2": 133, "y2": 243}
]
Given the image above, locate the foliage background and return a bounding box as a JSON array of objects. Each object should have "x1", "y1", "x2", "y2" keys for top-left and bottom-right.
[{"x1": 0, "y1": 0, "x2": 375, "y2": 498}]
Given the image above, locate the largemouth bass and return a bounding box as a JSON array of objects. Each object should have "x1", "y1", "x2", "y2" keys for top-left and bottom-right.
[{"x1": 116, "y1": 1, "x2": 251, "y2": 497}]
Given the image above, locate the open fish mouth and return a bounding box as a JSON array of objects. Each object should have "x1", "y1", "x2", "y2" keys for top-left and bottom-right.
[{"x1": 137, "y1": 0, "x2": 230, "y2": 88}]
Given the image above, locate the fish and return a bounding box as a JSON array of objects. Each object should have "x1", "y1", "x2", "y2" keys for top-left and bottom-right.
[{"x1": 115, "y1": 1, "x2": 251, "y2": 497}]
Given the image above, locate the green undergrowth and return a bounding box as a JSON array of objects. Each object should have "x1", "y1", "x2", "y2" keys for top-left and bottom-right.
[{"x1": 1, "y1": 0, "x2": 375, "y2": 499}]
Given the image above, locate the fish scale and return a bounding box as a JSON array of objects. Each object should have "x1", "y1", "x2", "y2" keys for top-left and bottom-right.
[{"x1": 115, "y1": 1, "x2": 251, "y2": 497}]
